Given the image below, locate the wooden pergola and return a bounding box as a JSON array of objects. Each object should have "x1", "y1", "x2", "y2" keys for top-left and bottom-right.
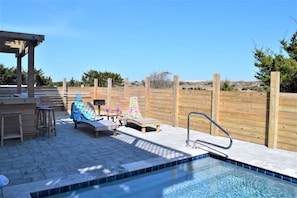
[{"x1": 0, "y1": 30, "x2": 44, "y2": 98}]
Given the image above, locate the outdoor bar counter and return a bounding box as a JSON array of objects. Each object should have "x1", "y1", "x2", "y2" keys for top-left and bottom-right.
[{"x1": 0, "y1": 97, "x2": 40, "y2": 139}]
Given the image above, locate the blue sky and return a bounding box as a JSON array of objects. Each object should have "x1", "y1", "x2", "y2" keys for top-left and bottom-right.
[{"x1": 0, "y1": 0, "x2": 296, "y2": 82}]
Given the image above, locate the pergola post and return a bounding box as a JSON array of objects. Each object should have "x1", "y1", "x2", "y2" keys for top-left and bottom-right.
[
  {"x1": 16, "y1": 54, "x2": 22, "y2": 94},
  {"x1": 27, "y1": 42, "x2": 35, "y2": 98}
]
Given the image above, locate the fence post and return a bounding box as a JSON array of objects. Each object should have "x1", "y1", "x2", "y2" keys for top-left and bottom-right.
[
  {"x1": 94, "y1": 78, "x2": 98, "y2": 100},
  {"x1": 172, "y1": 75, "x2": 179, "y2": 127},
  {"x1": 145, "y1": 77, "x2": 150, "y2": 117},
  {"x1": 124, "y1": 78, "x2": 129, "y2": 98},
  {"x1": 211, "y1": 74, "x2": 220, "y2": 135},
  {"x1": 107, "y1": 78, "x2": 112, "y2": 111},
  {"x1": 120, "y1": 78, "x2": 129, "y2": 113},
  {"x1": 63, "y1": 78, "x2": 68, "y2": 111},
  {"x1": 268, "y1": 71, "x2": 280, "y2": 149}
]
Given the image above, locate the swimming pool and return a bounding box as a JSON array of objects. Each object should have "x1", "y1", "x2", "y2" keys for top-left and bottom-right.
[{"x1": 32, "y1": 154, "x2": 297, "y2": 198}]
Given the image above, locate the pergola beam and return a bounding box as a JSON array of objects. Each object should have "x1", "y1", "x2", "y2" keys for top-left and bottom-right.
[
  {"x1": 0, "y1": 31, "x2": 44, "y2": 42},
  {"x1": 0, "y1": 45, "x2": 19, "y2": 53},
  {"x1": 0, "y1": 30, "x2": 44, "y2": 98}
]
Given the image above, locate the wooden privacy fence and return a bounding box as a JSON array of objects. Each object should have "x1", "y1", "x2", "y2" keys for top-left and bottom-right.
[{"x1": 35, "y1": 72, "x2": 296, "y2": 152}]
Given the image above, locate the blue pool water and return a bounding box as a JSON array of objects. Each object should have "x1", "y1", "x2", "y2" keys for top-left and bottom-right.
[{"x1": 46, "y1": 157, "x2": 297, "y2": 198}]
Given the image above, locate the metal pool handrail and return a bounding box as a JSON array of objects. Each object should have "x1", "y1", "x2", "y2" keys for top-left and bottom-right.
[{"x1": 186, "y1": 111, "x2": 233, "y2": 149}]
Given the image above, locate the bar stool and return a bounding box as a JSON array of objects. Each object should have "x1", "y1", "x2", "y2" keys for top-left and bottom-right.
[
  {"x1": 0, "y1": 112, "x2": 23, "y2": 147},
  {"x1": 36, "y1": 104, "x2": 49, "y2": 129},
  {"x1": 36, "y1": 106, "x2": 56, "y2": 138}
]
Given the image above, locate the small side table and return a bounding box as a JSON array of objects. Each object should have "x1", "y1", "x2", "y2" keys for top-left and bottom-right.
[
  {"x1": 0, "y1": 112, "x2": 23, "y2": 147},
  {"x1": 102, "y1": 113, "x2": 120, "y2": 123}
]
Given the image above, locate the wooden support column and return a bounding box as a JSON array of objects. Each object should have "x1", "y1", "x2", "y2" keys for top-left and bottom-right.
[
  {"x1": 145, "y1": 77, "x2": 150, "y2": 117},
  {"x1": 268, "y1": 71, "x2": 280, "y2": 149},
  {"x1": 27, "y1": 42, "x2": 35, "y2": 98},
  {"x1": 107, "y1": 78, "x2": 112, "y2": 110},
  {"x1": 211, "y1": 74, "x2": 220, "y2": 135},
  {"x1": 16, "y1": 54, "x2": 22, "y2": 94},
  {"x1": 172, "y1": 75, "x2": 179, "y2": 127}
]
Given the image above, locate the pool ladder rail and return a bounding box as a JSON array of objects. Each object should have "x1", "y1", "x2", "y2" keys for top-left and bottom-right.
[{"x1": 186, "y1": 111, "x2": 233, "y2": 150}]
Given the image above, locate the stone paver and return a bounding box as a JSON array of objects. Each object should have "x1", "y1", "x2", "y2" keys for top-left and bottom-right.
[{"x1": 0, "y1": 111, "x2": 296, "y2": 198}]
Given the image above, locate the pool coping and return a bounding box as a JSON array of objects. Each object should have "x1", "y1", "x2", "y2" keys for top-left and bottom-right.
[
  {"x1": 28, "y1": 153, "x2": 297, "y2": 198},
  {"x1": 2, "y1": 153, "x2": 202, "y2": 198}
]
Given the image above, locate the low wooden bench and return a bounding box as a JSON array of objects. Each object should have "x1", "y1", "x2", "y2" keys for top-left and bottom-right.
[{"x1": 126, "y1": 118, "x2": 161, "y2": 133}]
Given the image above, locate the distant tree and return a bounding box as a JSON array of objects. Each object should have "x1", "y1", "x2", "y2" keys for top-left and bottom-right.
[
  {"x1": 254, "y1": 31, "x2": 297, "y2": 93},
  {"x1": 34, "y1": 68, "x2": 53, "y2": 86},
  {"x1": 53, "y1": 81, "x2": 63, "y2": 87},
  {"x1": 81, "y1": 70, "x2": 98, "y2": 86},
  {"x1": 221, "y1": 80, "x2": 236, "y2": 91},
  {"x1": 81, "y1": 70, "x2": 123, "y2": 87},
  {"x1": 150, "y1": 71, "x2": 173, "y2": 89},
  {"x1": 0, "y1": 64, "x2": 5, "y2": 83},
  {"x1": 68, "y1": 77, "x2": 82, "y2": 87},
  {"x1": 69, "y1": 78, "x2": 75, "y2": 86},
  {"x1": 0, "y1": 65, "x2": 17, "y2": 84},
  {"x1": 0, "y1": 64, "x2": 53, "y2": 86}
]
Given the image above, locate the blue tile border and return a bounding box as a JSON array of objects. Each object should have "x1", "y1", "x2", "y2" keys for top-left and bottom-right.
[
  {"x1": 30, "y1": 153, "x2": 297, "y2": 198},
  {"x1": 209, "y1": 153, "x2": 297, "y2": 184}
]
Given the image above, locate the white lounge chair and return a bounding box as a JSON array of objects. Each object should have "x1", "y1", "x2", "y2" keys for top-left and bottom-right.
[
  {"x1": 121, "y1": 96, "x2": 161, "y2": 133},
  {"x1": 70, "y1": 94, "x2": 118, "y2": 138}
]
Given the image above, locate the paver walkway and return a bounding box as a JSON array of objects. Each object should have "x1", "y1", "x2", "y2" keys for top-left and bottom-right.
[{"x1": 0, "y1": 111, "x2": 296, "y2": 197}]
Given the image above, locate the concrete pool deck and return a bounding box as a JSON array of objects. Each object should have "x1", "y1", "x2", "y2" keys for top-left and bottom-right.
[{"x1": 0, "y1": 111, "x2": 296, "y2": 197}]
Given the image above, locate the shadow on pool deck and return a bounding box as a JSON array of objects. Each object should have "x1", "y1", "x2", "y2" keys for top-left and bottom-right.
[{"x1": 0, "y1": 111, "x2": 296, "y2": 198}]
